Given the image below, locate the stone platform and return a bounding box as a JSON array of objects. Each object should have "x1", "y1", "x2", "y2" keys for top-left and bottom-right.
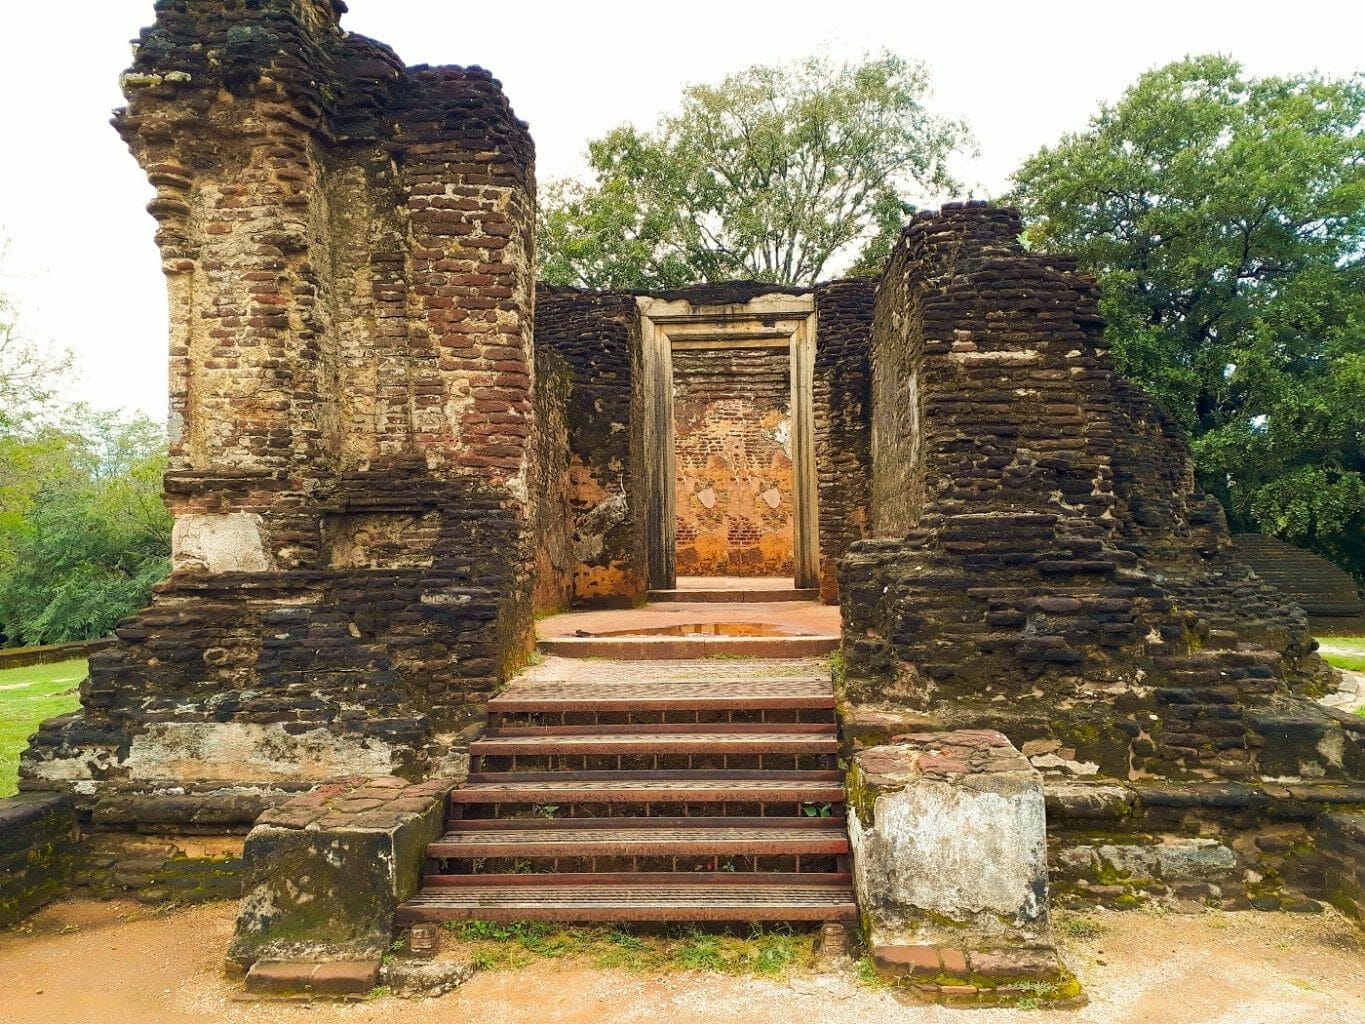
[
  {"x1": 847, "y1": 730, "x2": 1077, "y2": 1003},
  {"x1": 229, "y1": 776, "x2": 452, "y2": 973}
]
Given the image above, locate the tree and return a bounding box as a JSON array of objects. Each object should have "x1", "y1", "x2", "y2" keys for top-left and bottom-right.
[
  {"x1": 0, "y1": 407, "x2": 171, "y2": 646},
  {"x1": 0, "y1": 259, "x2": 71, "y2": 425},
  {"x1": 539, "y1": 52, "x2": 970, "y2": 289},
  {"x1": 0, "y1": 281, "x2": 170, "y2": 646},
  {"x1": 1009, "y1": 56, "x2": 1365, "y2": 581}
]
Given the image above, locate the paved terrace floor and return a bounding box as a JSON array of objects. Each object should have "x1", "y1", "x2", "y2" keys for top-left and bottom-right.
[{"x1": 537, "y1": 577, "x2": 840, "y2": 642}]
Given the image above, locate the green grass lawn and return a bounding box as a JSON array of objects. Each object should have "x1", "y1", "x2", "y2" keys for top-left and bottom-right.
[
  {"x1": 0, "y1": 658, "x2": 86, "y2": 797},
  {"x1": 1317, "y1": 636, "x2": 1365, "y2": 673}
]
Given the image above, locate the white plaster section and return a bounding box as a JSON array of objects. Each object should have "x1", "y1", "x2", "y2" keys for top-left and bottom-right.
[
  {"x1": 946, "y1": 349, "x2": 1041, "y2": 364},
  {"x1": 172, "y1": 513, "x2": 274, "y2": 573},
  {"x1": 850, "y1": 777, "x2": 1049, "y2": 924},
  {"x1": 23, "y1": 747, "x2": 118, "y2": 783},
  {"x1": 125, "y1": 723, "x2": 397, "y2": 782}
]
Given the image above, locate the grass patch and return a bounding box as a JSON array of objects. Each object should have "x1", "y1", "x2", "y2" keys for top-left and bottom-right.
[
  {"x1": 443, "y1": 921, "x2": 812, "y2": 977},
  {"x1": 1056, "y1": 913, "x2": 1105, "y2": 939},
  {"x1": 0, "y1": 658, "x2": 86, "y2": 797},
  {"x1": 1317, "y1": 635, "x2": 1365, "y2": 673}
]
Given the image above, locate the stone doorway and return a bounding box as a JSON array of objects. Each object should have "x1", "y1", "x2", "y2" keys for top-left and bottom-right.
[{"x1": 637, "y1": 293, "x2": 819, "y2": 590}]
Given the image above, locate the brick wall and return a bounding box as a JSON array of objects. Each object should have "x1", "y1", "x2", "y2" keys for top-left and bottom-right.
[
  {"x1": 813, "y1": 279, "x2": 875, "y2": 601},
  {"x1": 534, "y1": 286, "x2": 648, "y2": 607},
  {"x1": 21, "y1": 0, "x2": 548, "y2": 822},
  {"x1": 673, "y1": 347, "x2": 794, "y2": 577},
  {"x1": 841, "y1": 202, "x2": 1357, "y2": 783},
  {"x1": 0, "y1": 795, "x2": 76, "y2": 926}
]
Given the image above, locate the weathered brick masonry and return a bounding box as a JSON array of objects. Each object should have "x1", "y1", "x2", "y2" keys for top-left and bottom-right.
[
  {"x1": 534, "y1": 279, "x2": 871, "y2": 598},
  {"x1": 13, "y1": 2, "x2": 1361, "y2": 926},
  {"x1": 534, "y1": 286, "x2": 647, "y2": 606},
  {"x1": 672, "y1": 345, "x2": 795, "y2": 577},
  {"x1": 813, "y1": 279, "x2": 876, "y2": 600},
  {"x1": 841, "y1": 203, "x2": 1357, "y2": 783},
  {"x1": 21, "y1": 0, "x2": 561, "y2": 827}
]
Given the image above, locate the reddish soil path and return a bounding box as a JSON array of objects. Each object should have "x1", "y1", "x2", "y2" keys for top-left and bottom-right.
[{"x1": 1, "y1": 900, "x2": 1362, "y2": 1024}]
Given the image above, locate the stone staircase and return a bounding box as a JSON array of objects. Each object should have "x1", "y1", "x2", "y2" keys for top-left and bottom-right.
[
  {"x1": 1231, "y1": 534, "x2": 1365, "y2": 626},
  {"x1": 396, "y1": 651, "x2": 856, "y2": 925}
]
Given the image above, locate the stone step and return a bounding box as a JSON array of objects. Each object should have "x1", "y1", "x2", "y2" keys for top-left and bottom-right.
[
  {"x1": 427, "y1": 817, "x2": 849, "y2": 859},
  {"x1": 469, "y1": 724, "x2": 839, "y2": 759},
  {"x1": 646, "y1": 587, "x2": 820, "y2": 603},
  {"x1": 449, "y1": 769, "x2": 847, "y2": 808},
  {"x1": 488, "y1": 677, "x2": 834, "y2": 715},
  {"x1": 537, "y1": 635, "x2": 840, "y2": 660},
  {"x1": 396, "y1": 874, "x2": 858, "y2": 923}
]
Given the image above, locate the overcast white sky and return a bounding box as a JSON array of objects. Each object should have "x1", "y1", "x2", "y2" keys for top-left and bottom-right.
[{"x1": 0, "y1": 0, "x2": 1360, "y2": 420}]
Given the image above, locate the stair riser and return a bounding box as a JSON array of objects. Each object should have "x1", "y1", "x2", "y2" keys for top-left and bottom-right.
[
  {"x1": 490, "y1": 707, "x2": 835, "y2": 727},
  {"x1": 453, "y1": 800, "x2": 845, "y2": 819},
  {"x1": 645, "y1": 589, "x2": 820, "y2": 603},
  {"x1": 538, "y1": 637, "x2": 840, "y2": 659},
  {"x1": 429, "y1": 853, "x2": 844, "y2": 874},
  {"x1": 396, "y1": 904, "x2": 858, "y2": 924},
  {"x1": 471, "y1": 753, "x2": 836, "y2": 773}
]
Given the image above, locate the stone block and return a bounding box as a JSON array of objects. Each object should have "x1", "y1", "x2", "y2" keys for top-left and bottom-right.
[
  {"x1": 847, "y1": 730, "x2": 1064, "y2": 984},
  {"x1": 1044, "y1": 781, "x2": 1136, "y2": 821},
  {"x1": 245, "y1": 959, "x2": 381, "y2": 997},
  {"x1": 1096, "y1": 844, "x2": 1158, "y2": 881},
  {"x1": 1317, "y1": 812, "x2": 1365, "y2": 921},
  {"x1": 227, "y1": 776, "x2": 451, "y2": 969},
  {"x1": 379, "y1": 958, "x2": 475, "y2": 998},
  {"x1": 0, "y1": 794, "x2": 77, "y2": 928},
  {"x1": 1155, "y1": 839, "x2": 1237, "y2": 881}
]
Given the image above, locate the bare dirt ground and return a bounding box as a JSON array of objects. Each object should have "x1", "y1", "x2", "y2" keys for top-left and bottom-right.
[{"x1": 1, "y1": 900, "x2": 1362, "y2": 1024}]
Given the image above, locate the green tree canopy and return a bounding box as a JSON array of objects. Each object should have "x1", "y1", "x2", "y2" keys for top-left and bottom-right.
[
  {"x1": 1009, "y1": 55, "x2": 1365, "y2": 581},
  {"x1": 0, "y1": 287, "x2": 171, "y2": 646},
  {"x1": 0, "y1": 407, "x2": 171, "y2": 646},
  {"x1": 539, "y1": 52, "x2": 971, "y2": 289}
]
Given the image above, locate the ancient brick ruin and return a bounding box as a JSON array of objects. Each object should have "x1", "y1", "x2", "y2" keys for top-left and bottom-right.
[
  {"x1": 25, "y1": 0, "x2": 544, "y2": 824},
  {"x1": 839, "y1": 204, "x2": 1355, "y2": 786},
  {"x1": 10, "y1": 0, "x2": 1363, "y2": 967}
]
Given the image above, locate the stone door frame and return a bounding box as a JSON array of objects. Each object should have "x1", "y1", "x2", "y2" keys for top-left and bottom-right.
[{"x1": 636, "y1": 293, "x2": 819, "y2": 590}]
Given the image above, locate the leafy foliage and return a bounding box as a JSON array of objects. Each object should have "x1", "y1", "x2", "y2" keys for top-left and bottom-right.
[
  {"x1": 539, "y1": 52, "x2": 970, "y2": 288},
  {"x1": 0, "y1": 352, "x2": 171, "y2": 645},
  {"x1": 1009, "y1": 56, "x2": 1365, "y2": 580}
]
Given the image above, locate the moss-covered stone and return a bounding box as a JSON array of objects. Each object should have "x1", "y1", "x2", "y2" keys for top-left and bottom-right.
[
  {"x1": 0, "y1": 794, "x2": 78, "y2": 928},
  {"x1": 227, "y1": 776, "x2": 451, "y2": 970}
]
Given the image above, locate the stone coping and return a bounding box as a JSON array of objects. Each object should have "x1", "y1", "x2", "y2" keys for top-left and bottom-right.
[
  {"x1": 1045, "y1": 778, "x2": 1365, "y2": 822},
  {"x1": 855, "y1": 729, "x2": 1026, "y2": 786},
  {"x1": 255, "y1": 776, "x2": 452, "y2": 833},
  {"x1": 0, "y1": 638, "x2": 112, "y2": 669}
]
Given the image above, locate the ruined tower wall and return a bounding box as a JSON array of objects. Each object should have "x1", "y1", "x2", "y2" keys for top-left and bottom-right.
[
  {"x1": 842, "y1": 203, "x2": 1356, "y2": 784},
  {"x1": 21, "y1": 0, "x2": 548, "y2": 826},
  {"x1": 812, "y1": 279, "x2": 875, "y2": 601},
  {"x1": 534, "y1": 286, "x2": 649, "y2": 607}
]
